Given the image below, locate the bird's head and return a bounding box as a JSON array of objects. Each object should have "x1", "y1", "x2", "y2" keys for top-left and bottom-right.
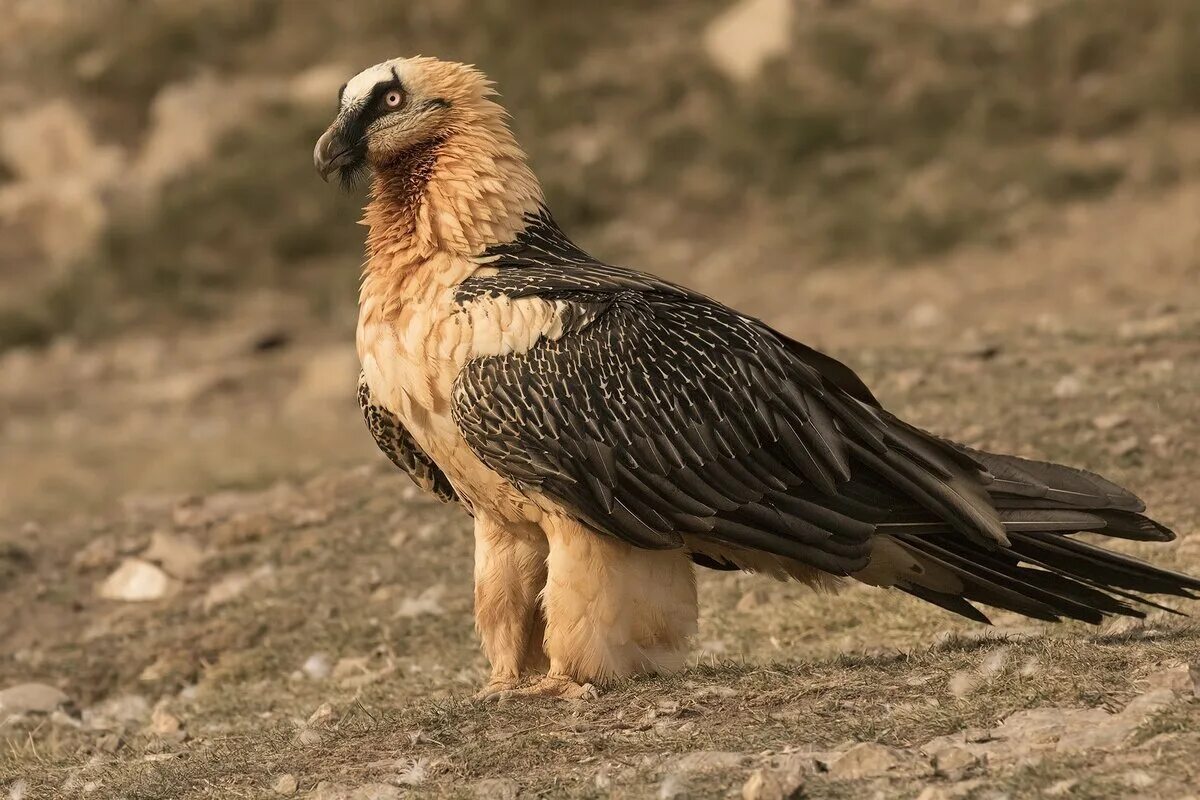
[{"x1": 313, "y1": 56, "x2": 493, "y2": 186}]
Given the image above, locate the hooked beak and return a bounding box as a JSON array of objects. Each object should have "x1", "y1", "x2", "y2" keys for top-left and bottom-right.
[{"x1": 313, "y1": 123, "x2": 358, "y2": 182}]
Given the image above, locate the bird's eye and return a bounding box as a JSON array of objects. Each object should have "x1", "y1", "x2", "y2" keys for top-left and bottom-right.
[{"x1": 382, "y1": 89, "x2": 405, "y2": 110}]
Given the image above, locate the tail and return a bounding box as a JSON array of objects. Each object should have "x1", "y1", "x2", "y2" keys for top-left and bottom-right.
[{"x1": 865, "y1": 448, "x2": 1199, "y2": 624}]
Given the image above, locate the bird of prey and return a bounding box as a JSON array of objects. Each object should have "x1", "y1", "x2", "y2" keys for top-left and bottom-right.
[{"x1": 314, "y1": 56, "x2": 1199, "y2": 700}]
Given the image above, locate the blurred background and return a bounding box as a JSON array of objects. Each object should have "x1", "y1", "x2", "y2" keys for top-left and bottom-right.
[
  {"x1": 3, "y1": 1, "x2": 1200, "y2": 796},
  {"x1": 3, "y1": 0, "x2": 1200, "y2": 521}
]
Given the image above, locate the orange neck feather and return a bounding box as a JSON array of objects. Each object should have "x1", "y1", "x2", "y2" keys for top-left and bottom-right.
[{"x1": 361, "y1": 108, "x2": 544, "y2": 291}]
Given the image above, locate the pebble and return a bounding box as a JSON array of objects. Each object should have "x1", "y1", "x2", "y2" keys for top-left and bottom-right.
[
  {"x1": 302, "y1": 653, "x2": 332, "y2": 681},
  {"x1": 295, "y1": 728, "x2": 322, "y2": 746},
  {"x1": 98, "y1": 558, "x2": 174, "y2": 601},
  {"x1": 741, "y1": 769, "x2": 787, "y2": 800},
  {"x1": 142, "y1": 531, "x2": 205, "y2": 579},
  {"x1": 273, "y1": 774, "x2": 298, "y2": 796},
  {"x1": 0, "y1": 683, "x2": 69, "y2": 717},
  {"x1": 933, "y1": 746, "x2": 979, "y2": 779},
  {"x1": 821, "y1": 742, "x2": 901, "y2": 779}
]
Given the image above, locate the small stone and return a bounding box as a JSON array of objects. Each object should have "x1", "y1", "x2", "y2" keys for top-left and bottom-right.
[
  {"x1": 307, "y1": 702, "x2": 335, "y2": 726},
  {"x1": 0, "y1": 683, "x2": 69, "y2": 717},
  {"x1": 1052, "y1": 375, "x2": 1083, "y2": 398},
  {"x1": 473, "y1": 777, "x2": 519, "y2": 800},
  {"x1": 302, "y1": 653, "x2": 332, "y2": 681},
  {"x1": 823, "y1": 742, "x2": 900, "y2": 779},
  {"x1": 703, "y1": 0, "x2": 793, "y2": 82},
  {"x1": 72, "y1": 536, "x2": 118, "y2": 571},
  {"x1": 742, "y1": 769, "x2": 787, "y2": 800},
  {"x1": 273, "y1": 774, "x2": 298, "y2": 796},
  {"x1": 736, "y1": 589, "x2": 769, "y2": 612},
  {"x1": 933, "y1": 746, "x2": 979, "y2": 779},
  {"x1": 1092, "y1": 413, "x2": 1128, "y2": 431},
  {"x1": 142, "y1": 531, "x2": 205, "y2": 579},
  {"x1": 295, "y1": 728, "x2": 322, "y2": 746},
  {"x1": 98, "y1": 558, "x2": 174, "y2": 601}
]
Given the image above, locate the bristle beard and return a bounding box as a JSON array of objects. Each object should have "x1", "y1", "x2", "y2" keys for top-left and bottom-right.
[{"x1": 338, "y1": 161, "x2": 371, "y2": 191}]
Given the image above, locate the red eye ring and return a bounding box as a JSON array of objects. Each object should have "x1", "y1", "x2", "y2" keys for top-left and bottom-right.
[{"x1": 383, "y1": 89, "x2": 405, "y2": 109}]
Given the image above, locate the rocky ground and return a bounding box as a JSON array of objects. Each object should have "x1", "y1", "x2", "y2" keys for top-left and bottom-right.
[
  {"x1": 4, "y1": 0, "x2": 1200, "y2": 797},
  {"x1": 2, "y1": 173, "x2": 1200, "y2": 798}
]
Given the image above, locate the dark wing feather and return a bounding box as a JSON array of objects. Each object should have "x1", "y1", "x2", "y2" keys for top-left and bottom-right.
[
  {"x1": 451, "y1": 210, "x2": 1199, "y2": 624},
  {"x1": 358, "y1": 373, "x2": 459, "y2": 505}
]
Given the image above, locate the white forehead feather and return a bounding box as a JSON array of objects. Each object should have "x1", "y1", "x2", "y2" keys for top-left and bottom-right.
[{"x1": 341, "y1": 59, "x2": 408, "y2": 109}]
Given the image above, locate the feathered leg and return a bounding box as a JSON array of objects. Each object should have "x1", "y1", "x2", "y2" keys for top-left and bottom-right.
[
  {"x1": 472, "y1": 513, "x2": 549, "y2": 700},
  {"x1": 508, "y1": 514, "x2": 696, "y2": 698}
]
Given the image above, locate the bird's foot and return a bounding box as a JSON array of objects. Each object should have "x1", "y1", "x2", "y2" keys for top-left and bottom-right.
[
  {"x1": 473, "y1": 675, "x2": 523, "y2": 702},
  {"x1": 491, "y1": 674, "x2": 598, "y2": 702}
]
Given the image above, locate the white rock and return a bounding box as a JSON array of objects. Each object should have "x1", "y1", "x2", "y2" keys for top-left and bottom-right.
[
  {"x1": 742, "y1": 769, "x2": 786, "y2": 800},
  {"x1": 98, "y1": 559, "x2": 174, "y2": 602},
  {"x1": 703, "y1": 0, "x2": 793, "y2": 82},
  {"x1": 0, "y1": 683, "x2": 69, "y2": 717},
  {"x1": 273, "y1": 774, "x2": 298, "y2": 796},
  {"x1": 933, "y1": 746, "x2": 978, "y2": 779},
  {"x1": 822, "y1": 743, "x2": 902, "y2": 779},
  {"x1": 142, "y1": 531, "x2": 205, "y2": 580},
  {"x1": 302, "y1": 653, "x2": 332, "y2": 681}
]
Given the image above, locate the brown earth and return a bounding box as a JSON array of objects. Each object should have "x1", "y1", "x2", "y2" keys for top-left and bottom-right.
[{"x1": 2, "y1": 1, "x2": 1200, "y2": 798}]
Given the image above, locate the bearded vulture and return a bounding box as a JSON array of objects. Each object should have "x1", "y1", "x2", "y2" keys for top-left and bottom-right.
[{"x1": 313, "y1": 56, "x2": 1198, "y2": 700}]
